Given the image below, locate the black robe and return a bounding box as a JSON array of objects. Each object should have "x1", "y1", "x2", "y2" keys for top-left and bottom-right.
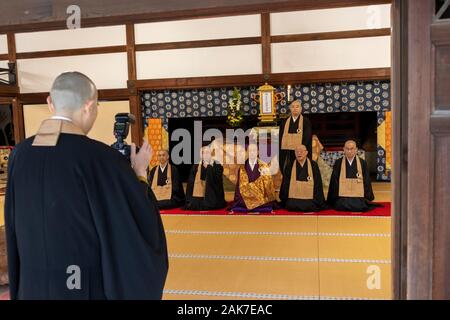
[
  {"x1": 279, "y1": 115, "x2": 313, "y2": 173},
  {"x1": 148, "y1": 164, "x2": 185, "y2": 209},
  {"x1": 184, "y1": 161, "x2": 226, "y2": 211},
  {"x1": 4, "y1": 134, "x2": 168, "y2": 300},
  {"x1": 279, "y1": 159, "x2": 327, "y2": 212},
  {"x1": 327, "y1": 157, "x2": 379, "y2": 212}
]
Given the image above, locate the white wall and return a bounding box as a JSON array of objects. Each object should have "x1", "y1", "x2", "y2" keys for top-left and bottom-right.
[
  {"x1": 23, "y1": 101, "x2": 132, "y2": 145},
  {"x1": 271, "y1": 4, "x2": 391, "y2": 35},
  {"x1": 135, "y1": 15, "x2": 261, "y2": 43},
  {"x1": 137, "y1": 45, "x2": 262, "y2": 79},
  {"x1": 272, "y1": 36, "x2": 391, "y2": 73},
  {"x1": 18, "y1": 53, "x2": 128, "y2": 93},
  {"x1": 0, "y1": 60, "x2": 8, "y2": 83},
  {"x1": 11, "y1": 4, "x2": 391, "y2": 91},
  {"x1": 15, "y1": 25, "x2": 126, "y2": 52},
  {"x1": 0, "y1": 34, "x2": 7, "y2": 54}
]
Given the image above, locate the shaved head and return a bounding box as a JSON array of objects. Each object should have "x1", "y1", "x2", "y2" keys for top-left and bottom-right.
[
  {"x1": 344, "y1": 140, "x2": 357, "y2": 148},
  {"x1": 295, "y1": 144, "x2": 308, "y2": 163},
  {"x1": 157, "y1": 149, "x2": 169, "y2": 166},
  {"x1": 289, "y1": 100, "x2": 302, "y2": 117},
  {"x1": 50, "y1": 72, "x2": 97, "y2": 113},
  {"x1": 343, "y1": 140, "x2": 358, "y2": 159},
  {"x1": 158, "y1": 149, "x2": 169, "y2": 156}
]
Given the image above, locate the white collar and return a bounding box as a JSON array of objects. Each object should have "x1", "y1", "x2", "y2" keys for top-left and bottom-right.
[
  {"x1": 51, "y1": 116, "x2": 73, "y2": 122},
  {"x1": 298, "y1": 159, "x2": 307, "y2": 167},
  {"x1": 346, "y1": 156, "x2": 356, "y2": 166},
  {"x1": 292, "y1": 115, "x2": 299, "y2": 122},
  {"x1": 248, "y1": 158, "x2": 257, "y2": 170},
  {"x1": 159, "y1": 163, "x2": 168, "y2": 172}
]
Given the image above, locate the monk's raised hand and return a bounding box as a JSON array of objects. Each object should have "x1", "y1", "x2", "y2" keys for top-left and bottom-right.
[{"x1": 132, "y1": 140, "x2": 153, "y2": 177}]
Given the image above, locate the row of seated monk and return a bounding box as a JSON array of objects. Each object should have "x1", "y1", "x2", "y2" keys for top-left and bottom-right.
[{"x1": 148, "y1": 140, "x2": 379, "y2": 213}]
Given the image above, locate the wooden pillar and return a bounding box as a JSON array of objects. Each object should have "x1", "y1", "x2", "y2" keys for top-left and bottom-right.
[
  {"x1": 126, "y1": 24, "x2": 143, "y2": 144},
  {"x1": 261, "y1": 12, "x2": 271, "y2": 76},
  {"x1": 6, "y1": 32, "x2": 25, "y2": 144},
  {"x1": 11, "y1": 98, "x2": 24, "y2": 143},
  {"x1": 392, "y1": 0, "x2": 450, "y2": 299}
]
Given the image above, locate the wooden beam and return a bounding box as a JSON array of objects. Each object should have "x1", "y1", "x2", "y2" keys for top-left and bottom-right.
[
  {"x1": 261, "y1": 13, "x2": 271, "y2": 75},
  {"x1": 271, "y1": 28, "x2": 392, "y2": 43},
  {"x1": 16, "y1": 45, "x2": 127, "y2": 60},
  {"x1": 19, "y1": 88, "x2": 131, "y2": 104},
  {"x1": 135, "y1": 37, "x2": 261, "y2": 51},
  {"x1": 130, "y1": 68, "x2": 391, "y2": 90},
  {"x1": 0, "y1": 0, "x2": 393, "y2": 34},
  {"x1": 99, "y1": 88, "x2": 133, "y2": 101},
  {"x1": 11, "y1": 27, "x2": 391, "y2": 61},
  {"x1": 0, "y1": 85, "x2": 19, "y2": 97}
]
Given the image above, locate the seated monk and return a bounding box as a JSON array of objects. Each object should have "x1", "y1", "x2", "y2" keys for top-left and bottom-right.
[
  {"x1": 230, "y1": 143, "x2": 276, "y2": 213},
  {"x1": 327, "y1": 140, "x2": 379, "y2": 212},
  {"x1": 148, "y1": 149, "x2": 185, "y2": 209},
  {"x1": 279, "y1": 145, "x2": 327, "y2": 212},
  {"x1": 185, "y1": 145, "x2": 227, "y2": 211}
]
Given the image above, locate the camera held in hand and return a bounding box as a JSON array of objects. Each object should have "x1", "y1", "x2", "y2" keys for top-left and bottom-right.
[{"x1": 111, "y1": 113, "x2": 138, "y2": 161}]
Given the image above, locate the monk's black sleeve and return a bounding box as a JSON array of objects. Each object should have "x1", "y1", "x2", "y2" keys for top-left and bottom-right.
[
  {"x1": 185, "y1": 165, "x2": 196, "y2": 203},
  {"x1": 148, "y1": 166, "x2": 156, "y2": 185},
  {"x1": 327, "y1": 158, "x2": 341, "y2": 205},
  {"x1": 171, "y1": 165, "x2": 185, "y2": 203},
  {"x1": 279, "y1": 162, "x2": 292, "y2": 206},
  {"x1": 303, "y1": 116, "x2": 313, "y2": 160},
  {"x1": 278, "y1": 118, "x2": 286, "y2": 172},
  {"x1": 312, "y1": 161, "x2": 326, "y2": 203},
  {"x1": 4, "y1": 149, "x2": 19, "y2": 300},
  {"x1": 82, "y1": 150, "x2": 168, "y2": 299},
  {"x1": 233, "y1": 167, "x2": 241, "y2": 202},
  {"x1": 362, "y1": 159, "x2": 375, "y2": 201}
]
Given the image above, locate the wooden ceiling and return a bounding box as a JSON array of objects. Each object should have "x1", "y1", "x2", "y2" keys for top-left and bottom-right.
[{"x1": 0, "y1": 0, "x2": 391, "y2": 33}]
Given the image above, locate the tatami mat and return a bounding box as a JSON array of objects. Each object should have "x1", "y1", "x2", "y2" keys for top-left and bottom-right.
[{"x1": 162, "y1": 212, "x2": 392, "y2": 300}]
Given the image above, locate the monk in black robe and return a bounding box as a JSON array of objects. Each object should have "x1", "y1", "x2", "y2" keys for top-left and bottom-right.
[
  {"x1": 185, "y1": 145, "x2": 226, "y2": 211},
  {"x1": 230, "y1": 144, "x2": 276, "y2": 213},
  {"x1": 279, "y1": 100, "x2": 313, "y2": 174},
  {"x1": 148, "y1": 149, "x2": 185, "y2": 209},
  {"x1": 327, "y1": 140, "x2": 379, "y2": 212},
  {"x1": 4, "y1": 72, "x2": 168, "y2": 300},
  {"x1": 280, "y1": 145, "x2": 327, "y2": 212}
]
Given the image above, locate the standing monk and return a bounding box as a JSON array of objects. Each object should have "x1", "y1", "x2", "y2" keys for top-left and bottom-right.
[
  {"x1": 279, "y1": 100, "x2": 312, "y2": 174},
  {"x1": 4, "y1": 72, "x2": 168, "y2": 299}
]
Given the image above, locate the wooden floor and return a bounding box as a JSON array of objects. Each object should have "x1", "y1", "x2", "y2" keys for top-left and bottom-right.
[{"x1": 162, "y1": 182, "x2": 392, "y2": 300}]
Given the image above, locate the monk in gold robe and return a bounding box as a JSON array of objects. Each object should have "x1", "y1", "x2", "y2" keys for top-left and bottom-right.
[{"x1": 230, "y1": 143, "x2": 276, "y2": 213}]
